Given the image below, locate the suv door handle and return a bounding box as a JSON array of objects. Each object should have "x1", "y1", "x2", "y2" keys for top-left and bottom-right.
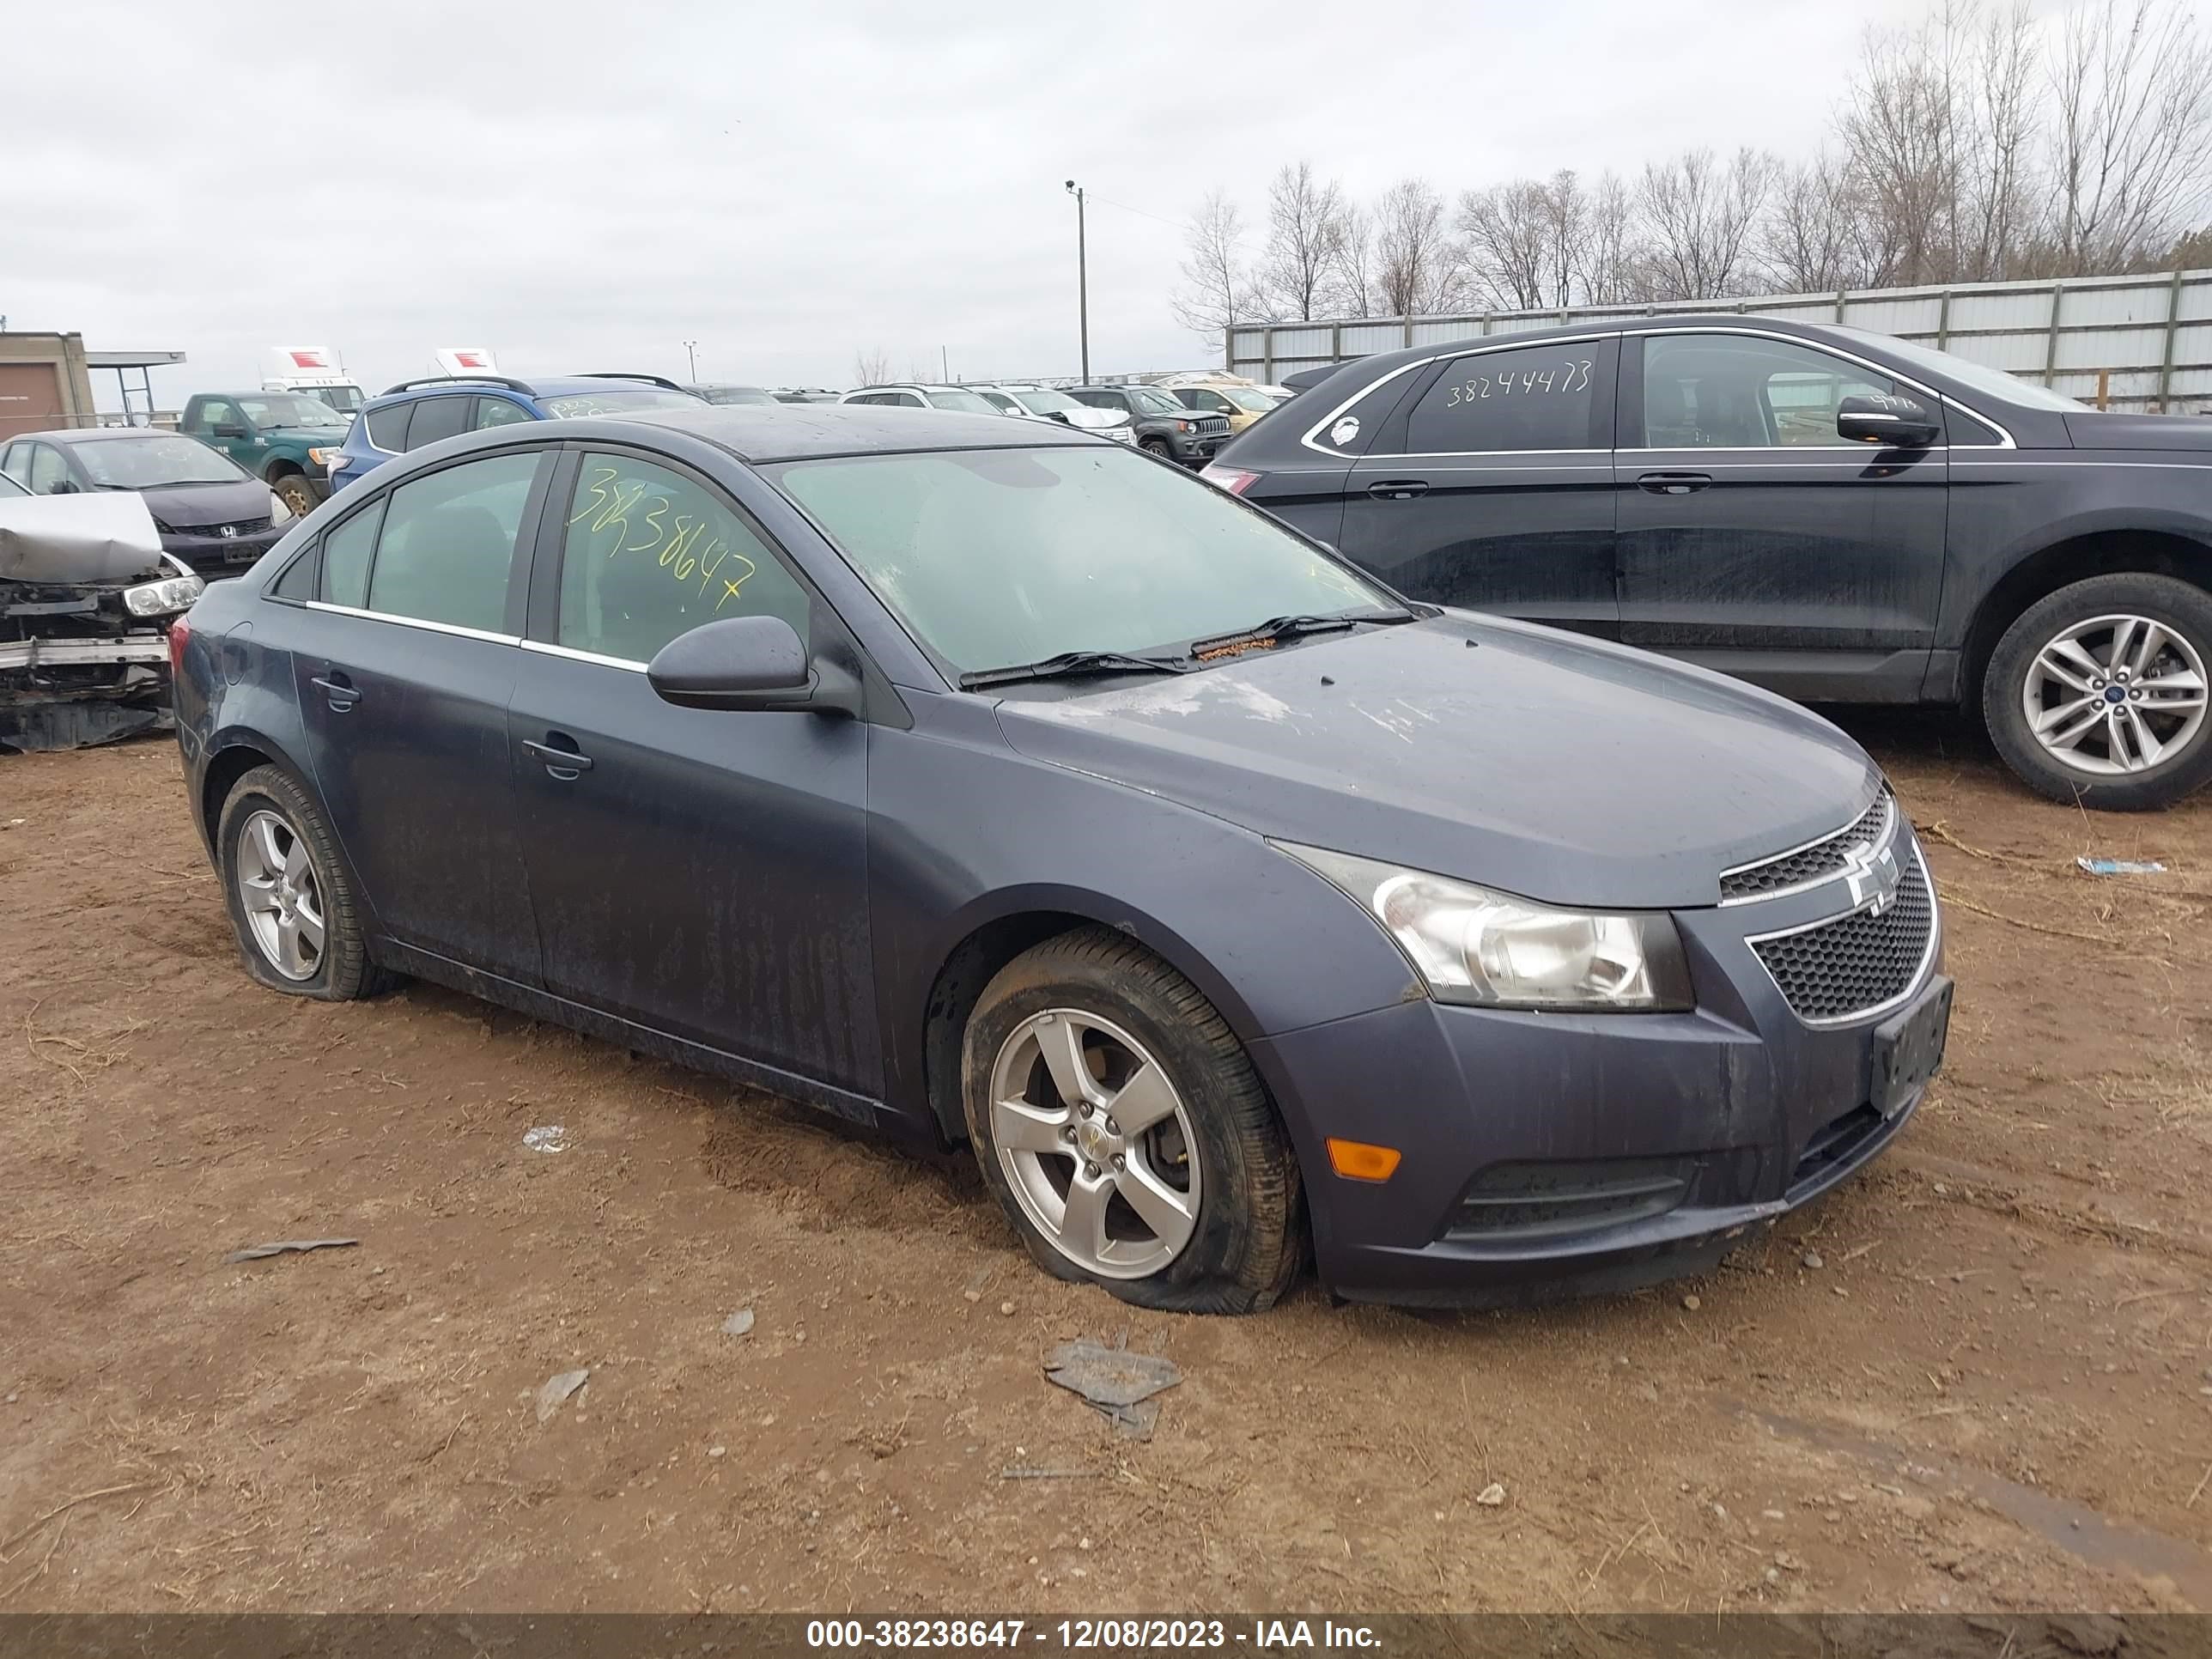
[
  {"x1": 522, "y1": 736, "x2": 594, "y2": 779},
  {"x1": 1638, "y1": 471, "x2": 1712, "y2": 495},
  {"x1": 1365, "y1": 479, "x2": 1430, "y2": 501},
  {"x1": 310, "y1": 673, "x2": 359, "y2": 711}
]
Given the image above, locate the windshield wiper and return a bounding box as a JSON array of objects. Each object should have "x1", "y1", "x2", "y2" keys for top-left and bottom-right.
[
  {"x1": 958, "y1": 649, "x2": 1193, "y2": 690},
  {"x1": 1190, "y1": 608, "x2": 1418, "y2": 655}
]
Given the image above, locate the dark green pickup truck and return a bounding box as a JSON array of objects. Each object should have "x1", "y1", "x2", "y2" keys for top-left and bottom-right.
[{"x1": 177, "y1": 391, "x2": 354, "y2": 518}]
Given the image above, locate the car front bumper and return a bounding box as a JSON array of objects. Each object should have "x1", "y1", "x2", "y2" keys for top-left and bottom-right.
[
  {"x1": 1247, "y1": 832, "x2": 1947, "y2": 1307},
  {"x1": 161, "y1": 525, "x2": 288, "y2": 576}
]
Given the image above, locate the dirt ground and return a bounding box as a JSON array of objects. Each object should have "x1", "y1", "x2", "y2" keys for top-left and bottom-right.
[{"x1": 3, "y1": 716, "x2": 2211, "y2": 1618}]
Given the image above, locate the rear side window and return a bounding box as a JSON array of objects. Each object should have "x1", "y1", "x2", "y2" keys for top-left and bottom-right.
[
  {"x1": 319, "y1": 501, "x2": 381, "y2": 607},
  {"x1": 556, "y1": 453, "x2": 809, "y2": 662},
  {"x1": 364, "y1": 404, "x2": 409, "y2": 452},
  {"x1": 1405, "y1": 344, "x2": 1603, "y2": 453},
  {"x1": 404, "y1": 396, "x2": 471, "y2": 452},
  {"x1": 364, "y1": 451, "x2": 538, "y2": 632}
]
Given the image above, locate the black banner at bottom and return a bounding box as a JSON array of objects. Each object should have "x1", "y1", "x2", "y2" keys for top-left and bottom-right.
[{"x1": 0, "y1": 1613, "x2": 2205, "y2": 1659}]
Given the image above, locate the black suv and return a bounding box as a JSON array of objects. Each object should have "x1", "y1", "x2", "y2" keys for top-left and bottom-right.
[
  {"x1": 1067, "y1": 385, "x2": 1231, "y2": 467},
  {"x1": 1208, "y1": 315, "x2": 2212, "y2": 809}
]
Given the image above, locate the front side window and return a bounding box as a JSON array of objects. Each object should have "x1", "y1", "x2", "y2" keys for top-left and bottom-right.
[
  {"x1": 1405, "y1": 343, "x2": 1603, "y2": 453},
  {"x1": 196, "y1": 398, "x2": 244, "y2": 431},
  {"x1": 556, "y1": 452, "x2": 809, "y2": 663},
  {"x1": 473, "y1": 398, "x2": 533, "y2": 430},
  {"x1": 27, "y1": 445, "x2": 71, "y2": 494},
  {"x1": 770, "y1": 444, "x2": 1390, "y2": 676},
  {"x1": 72, "y1": 434, "x2": 246, "y2": 488},
  {"x1": 364, "y1": 451, "x2": 539, "y2": 632},
  {"x1": 1642, "y1": 334, "x2": 1909, "y2": 448}
]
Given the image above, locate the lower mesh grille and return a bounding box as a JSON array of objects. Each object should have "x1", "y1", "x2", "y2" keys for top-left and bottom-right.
[
  {"x1": 1445, "y1": 1158, "x2": 1692, "y2": 1242},
  {"x1": 1751, "y1": 854, "x2": 1936, "y2": 1024}
]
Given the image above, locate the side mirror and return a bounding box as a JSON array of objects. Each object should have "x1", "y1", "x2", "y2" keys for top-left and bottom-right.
[
  {"x1": 647, "y1": 615, "x2": 861, "y2": 717},
  {"x1": 1837, "y1": 393, "x2": 1940, "y2": 448},
  {"x1": 48, "y1": 479, "x2": 77, "y2": 495},
  {"x1": 1043, "y1": 410, "x2": 1070, "y2": 423},
  {"x1": 211, "y1": 422, "x2": 249, "y2": 440}
]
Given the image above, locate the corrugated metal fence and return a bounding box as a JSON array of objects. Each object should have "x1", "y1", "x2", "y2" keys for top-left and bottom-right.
[{"x1": 1226, "y1": 269, "x2": 2212, "y2": 413}]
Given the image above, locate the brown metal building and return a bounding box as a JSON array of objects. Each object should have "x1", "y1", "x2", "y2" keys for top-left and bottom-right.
[{"x1": 0, "y1": 331, "x2": 99, "y2": 441}]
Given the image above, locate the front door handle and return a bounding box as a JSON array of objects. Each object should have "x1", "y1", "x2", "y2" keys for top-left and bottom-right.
[
  {"x1": 1365, "y1": 479, "x2": 1430, "y2": 501},
  {"x1": 310, "y1": 673, "x2": 359, "y2": 711},
  {"x1": 1638, "y1": 471, "x2": 1712, "y2": 495},
  {"x1": 522, "y1": 736, "x2": 594, "y2": 780}
]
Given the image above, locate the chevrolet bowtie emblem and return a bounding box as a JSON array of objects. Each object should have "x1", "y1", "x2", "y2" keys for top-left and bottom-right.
[{"x1": 1839, "y1": 838, "x2": 1901, "y2": 915}]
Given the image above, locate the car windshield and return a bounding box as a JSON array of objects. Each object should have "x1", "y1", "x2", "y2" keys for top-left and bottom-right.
[
  {"x1": 921, "y1": 388, "x2": 1000, "y2": 415},
  {"x1": 1221, "y1": 386, "x2": 1277, "y2": 412},
  {"x1": 540, "y1": 387, "x2": 703, "y2": 418},
  {"x1": 769, "y1": 444, "x2": 1395, "y2": 676},
  {"x1": 237, "y1": 392, "x2": 351, "y2": 428},
  {"x1": 73, "y1": 434, "x2": 248, "y2": 488},
  {"x1": 1008, "y1": 387, "x2": 1082, "y2": 414},
  {"x1": 1130, "y1": 387, "x2": 1183, "y2": 416},
  {"x1": 702, "y1": 386, "x2": 777, "y2": 405},
  {"x1": 0, "y1": 471, "x2": 26, "y2": 497},
  {"x1": 1830, "y1": 328, "x2": 2084, "y2": 412},
  {"x1": 308, "y1": 386, "x2": 365, "y2": 415}
]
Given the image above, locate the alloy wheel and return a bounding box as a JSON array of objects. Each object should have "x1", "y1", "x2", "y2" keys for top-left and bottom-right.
[
  {"x1": 2021, "y1": 612, "x2": 2209, "y2": 776},
  {"x1": 234, "y1": 808, "x2": 326, "y2": 981},
  {"x1": 987, "y1": 1008, "x2": 1201, "y2": 1279}
]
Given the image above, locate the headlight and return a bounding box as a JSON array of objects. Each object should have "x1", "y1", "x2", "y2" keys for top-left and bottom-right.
[
  {"x1": 307, "y1": 447, "x2": 341, "y2": 468},
  {"x1": 268, "y1": 490, "x2": 295, "y2": 525},
  {"x1": 1175, "y1": 419, "x2": 1194, "y2": 433},
  {"x1": 123, "y1": 573, "x2": 204, "y2": 617},
  {"x1": 1274, "y1": 842, "x2": 1693, "y2": 1012}
]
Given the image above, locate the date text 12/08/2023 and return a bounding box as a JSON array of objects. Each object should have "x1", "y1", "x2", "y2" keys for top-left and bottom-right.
[
  {"x1": 802, "y1": 1617, "x2": 1384, "y2": 1650},
  {"x1": 570, "y1": 465, "x2": 761, "y2": 612}
]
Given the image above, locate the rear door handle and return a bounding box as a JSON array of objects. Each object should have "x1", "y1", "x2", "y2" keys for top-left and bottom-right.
[
  {"x1": 1365, "y1": 479, "x2": 1430, "y2": 501},
  {"x1": 310, "y1": 673, "x2": 359, "y2": 710},
  {"x1": 522, "y1": 736, "x2": 594, "y2": 779},
  {"x1": 1637, "y1": 471, "x2": 1712, "y2": 495}
]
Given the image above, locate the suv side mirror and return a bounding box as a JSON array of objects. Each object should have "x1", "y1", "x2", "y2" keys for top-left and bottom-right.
[
  {"x1": 647, "y1": 615, "x2": 861, "y2": 717},
  {"x1": 1837, "y1": 393, "x2": 1940, "y2": 448},
  {"x1": 211, "y1": 422, "x2": 249, "y2": 440}
]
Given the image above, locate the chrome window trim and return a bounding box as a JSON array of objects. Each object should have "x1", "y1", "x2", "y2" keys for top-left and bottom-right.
[
  {"x1": 1717, "y1": 790, "x2": 1894, "y2": 908},
  {"x1": 303, "y1": 599, "x2": 519, "y2": 647},
  {"x1": 1742, "y1": 843, "x2": 1942, "y2": 1029},
  {"x1": 1295, "y1": 323, "x2": 2018, "y2": 462},
  {"x1": 520, "y1": 638, "x2": 649, "y2": 674}
]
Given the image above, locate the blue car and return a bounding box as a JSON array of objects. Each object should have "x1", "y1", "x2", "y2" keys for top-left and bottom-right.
[
  {"x1": 326, "y1": 372, "x2": 704, "y2": 493},
  {"x1": 171, "y1": 405, "x2": 1947, "y2": 1313}
]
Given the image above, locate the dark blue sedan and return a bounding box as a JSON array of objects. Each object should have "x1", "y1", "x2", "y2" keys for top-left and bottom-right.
[{"x1": 172, "y1": 405, "x2": 1948, "y2": 1311}]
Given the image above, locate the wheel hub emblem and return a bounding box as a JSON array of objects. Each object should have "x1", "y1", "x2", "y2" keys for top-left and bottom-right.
[
  {"x1": 1075, "y1": 1118, "x2": 1118, "y2": 1164},
  {"x1": 2105, "y1": 685, "x2": 2127, "y2": 703}
]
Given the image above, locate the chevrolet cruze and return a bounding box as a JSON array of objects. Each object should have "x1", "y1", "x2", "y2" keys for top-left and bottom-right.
[{"x1": 172, "y1": 404, "x2": 1949, "y2": 1312}]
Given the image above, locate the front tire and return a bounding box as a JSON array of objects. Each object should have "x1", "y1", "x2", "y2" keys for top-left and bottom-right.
[
  {"x1": 1983, "y1": 574, "x2": 2212, "y2": 811},
  {"x1": 961, "y1": 927, "x2": 1303, "y2": 1314},
  {"x1": 1139, "y1": 437, "x2": 1172, "y2": 461},
  {"x1": 271, "y1": 473, "x2": 319, "y2": 520},
  {"x1": 217, "y1": 765, "x2": 394, "y2": 999}
]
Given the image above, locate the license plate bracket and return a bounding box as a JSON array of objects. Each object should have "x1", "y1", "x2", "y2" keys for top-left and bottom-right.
[{"x1": 1873, "y1": 975, "x2": 1953, "y2": 1120}]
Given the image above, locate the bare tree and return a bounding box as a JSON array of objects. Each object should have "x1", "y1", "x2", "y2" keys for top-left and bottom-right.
[
  {"x1": 2051, "y1": 0, "x2": 2212, "y2": 273},
  {"x1": 1373, "y1": 178, "x2": 1466, "y2": 315},
  {"x1": 852, "y1": 347, "x2": 891, "y2": 386},
  {"x1": 1639, "y1": 147, "x2": 1778, "y2": 299},
  {"x1": 1260, "y1": 162, "x2": 1348, "y2": 321},
  {"x1": 1759, "y1": 152, "x2": 1882, "y2": 292},
  {"x1": 1577, "y1": 171, "x2": 1644, "y2": 306},
  {"x1": 1458, "y1": 179, "x2": 1553, "y2": 310},
  {"x1": 1172, "y1": 189, "x2": 1258, "y2": 342},
  {"x1": 1327, "y1": 202, "x2": 1379, "y2": 317}
]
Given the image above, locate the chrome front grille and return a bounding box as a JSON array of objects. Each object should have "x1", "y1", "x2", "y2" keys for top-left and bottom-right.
[
  {"x1": 1720, "y1": 792, "x2": 1894, "y2": 904},
  {"x1": 1749, "y1": 848, "x2": 1936, "y2": 1024}
]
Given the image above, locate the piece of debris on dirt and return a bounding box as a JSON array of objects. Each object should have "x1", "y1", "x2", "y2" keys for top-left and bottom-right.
[
  {"x1": 535, "y1": 1367, "x2": 589, "y2": 1423},
  {"x1": 1000, "y1": 1467, "x2": 1101, "y2": 1480},
  {"x1": 223, "y1": 1237, "x2": 359, "y2": 1264},
  {"x1": 721, "y1": 1309, "x2": 756, "y2": 1338},
  {"x1": 1044, "y1": 1340, "x2": 1182, "y2": 1440},
  {"x1": 1682, "y1": 1293, "x2": 1702, "y2": 1310},
  {"x1": 1476, "y1": 1482, "x2": 1507, "y2": 1506},
  {"x1": 2075, "y1": 857, "x2": 2165, "y2": 877},
  {"x1": 522, "y1": 1126, "x2": 571, "y2": 1154}
]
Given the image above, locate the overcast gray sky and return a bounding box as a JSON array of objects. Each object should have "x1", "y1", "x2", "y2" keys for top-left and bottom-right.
[{"x1": 0, "y1": 0, "x2": 2135, "y2": 403}]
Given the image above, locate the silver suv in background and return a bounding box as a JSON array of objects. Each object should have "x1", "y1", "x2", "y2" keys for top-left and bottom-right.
[
  {"x1": 970, "y1": 384, "x2": 1136, "y2": 442},
  {"x1": 836, "y1": 384, "x2": 1006, "y2": 414}
]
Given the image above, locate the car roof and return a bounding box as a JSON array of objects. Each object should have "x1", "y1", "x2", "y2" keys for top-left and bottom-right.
[
  {"x1": 605, "y1": 403, "x2": 1098, "y2": 463},
  {"x1": 366, "y1": 374, "x2": 679, "y2": 406},
  {"x1": 33, "y1": 426, "x2": 181, "y2": 444}
]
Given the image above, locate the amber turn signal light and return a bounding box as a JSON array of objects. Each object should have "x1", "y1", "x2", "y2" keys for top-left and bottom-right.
[{"x1": 1326, "y1": 1138, "x2": 1401, "y2": 1182}]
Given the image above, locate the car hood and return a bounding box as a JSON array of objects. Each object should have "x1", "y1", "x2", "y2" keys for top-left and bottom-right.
[
  {"x1": 2062, "y1": 410, "x2": 2212, "y2": 453},
  {"x1": 991, "y1": 616, "x2": 1881, "y2": 910},
  {"x1": 264, "y1": 425, "x2": 351, "y2": 446},
  {"x1": 138, "y1": 478, "x2": 274, "y2": 527}
]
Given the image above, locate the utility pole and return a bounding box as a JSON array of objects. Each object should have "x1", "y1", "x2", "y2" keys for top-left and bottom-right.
[
  {"x1": 941, "y1": 345, "x2": 950, "y2": 383},
  {"x1": 1064, "y1": 180, "x2": 1090, "y2": 382},
  {"x1": 682, "y1": 339, "x2": 699, "y2": 381}
]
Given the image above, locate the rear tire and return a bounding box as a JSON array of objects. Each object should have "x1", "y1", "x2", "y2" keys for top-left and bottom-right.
[
  {"x1": 217, "y1": 765, "x2": 397, "y2": 1000},
  {"x1": 961, "y1": 927, "x2": 1303, "y2": 1315},
  {"x1": 1983, "y1": 573, "x2": 2212, "y2": 811}
]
